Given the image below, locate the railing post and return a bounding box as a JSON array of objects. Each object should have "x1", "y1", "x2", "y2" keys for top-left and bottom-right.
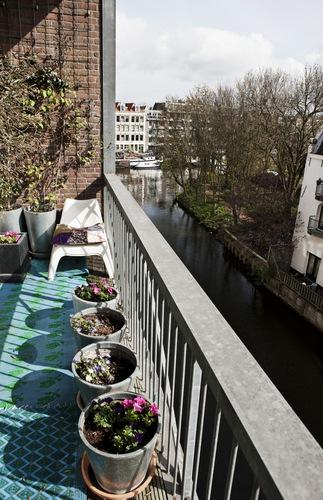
[{"x1": 102, "y1": 0, "x2": 116, "y2": 175}]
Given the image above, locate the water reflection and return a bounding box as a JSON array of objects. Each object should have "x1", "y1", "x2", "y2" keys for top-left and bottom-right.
[{"x1": 119, "y1": 168, "x2": 323, "y2": 447}]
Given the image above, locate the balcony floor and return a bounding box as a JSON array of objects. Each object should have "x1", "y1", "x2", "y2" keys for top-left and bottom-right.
[
  {"x1": 0, "y1": 258, "x2": 88, "y2": 499},
  {"x1": 0, "y1": 259, "x2": 170, "y2": 499}
]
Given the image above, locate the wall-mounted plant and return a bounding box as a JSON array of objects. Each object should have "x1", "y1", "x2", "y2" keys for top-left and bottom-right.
[{"x1": 0, "y1": 53, "x2": 94, "y2": 213}]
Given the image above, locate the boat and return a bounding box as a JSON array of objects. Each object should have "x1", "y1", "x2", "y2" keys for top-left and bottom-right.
[
  {"x1": 131, "y1": 159, "x2": 161, "y2": 170},
  {"x1": 130, "y1": 155, "x2": 162, "y2": 169}
]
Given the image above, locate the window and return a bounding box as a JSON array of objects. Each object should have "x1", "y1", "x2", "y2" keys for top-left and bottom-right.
[
  {"x1": 306, "y1": 253, "x2": 321, "y2": 281},
  {"x1": 125, "y1": 116, "x2": 129, "y2": 122},
  {"x1": 125, "y1": 135, "x2": 129, "y2": 141},
  {"x1": 140, "y1": 135, "x2": 143, "y2": 141},
  {"x1": 116, "y1": 135, "x2": 120, "y2": 141},
  {"x1": 116, "y1": 115, "x2": 120, "y2": 122},
  {"x1": 318, "y1": 205, "x2": 323, "y2": 230},
  {"x1": 131, "y1": 116, "x2": 135, "y2": 123}
]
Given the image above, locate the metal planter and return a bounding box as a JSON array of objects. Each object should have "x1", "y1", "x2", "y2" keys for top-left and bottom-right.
[
  {"x1": 72, "y1": 342, "x2": 138, "y2": 407},
  {"x1": 0, "y1": 233, "x2": 30, "y2": 282},
  {"x1": 24, "y1": 208, "x2": 57, "y2": 258},
  {"x1": 70, "y1": 307, "x2": 127, "y2": 349},
  {"x1": 78, "y1": 391, "x2": 160, "y2": 494},
  {"x1": 72, "y1": 288, "x2": 119, "y2": 313},
  {"x1": 0, "y1": 207, "x2": 25, "y2": 232}
]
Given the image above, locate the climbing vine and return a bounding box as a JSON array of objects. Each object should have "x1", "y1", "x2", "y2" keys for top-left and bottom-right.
[{"x1": 0, "y1": 52, "x2": 94, "y2": 211}]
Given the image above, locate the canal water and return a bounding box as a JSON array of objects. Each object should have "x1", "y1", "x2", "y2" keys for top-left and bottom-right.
[{"x1": 119, "y1": 168, "x2": 323, "y2": 447}]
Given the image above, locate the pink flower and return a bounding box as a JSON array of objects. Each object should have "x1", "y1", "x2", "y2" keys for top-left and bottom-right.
[
  {"x1": 133, "y1": 402, "x2": 143, "y2": 412},
  {"x1": 5, "y1": 231, "x2": 18, "y2": 237},
  {"x1": 122, "y1": 399, "x2": 134, "y2": 409},
  {"x1": 150, "y1": 402, "x2": 159, "y2": 416},
  {"x1": 134, "y1": 396, "x2": 146, "y2": 406},
  {"x1": 107, "y1": 287, "x2": 114, "y2": 295},
  {"x1": 92, "y1": 285, "x2": 101, "y2": 295}
]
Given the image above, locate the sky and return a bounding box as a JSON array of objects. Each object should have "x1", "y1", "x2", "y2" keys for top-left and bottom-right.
[{"x1": 116, "y1": 0, "x2": 323, "y2": 105}]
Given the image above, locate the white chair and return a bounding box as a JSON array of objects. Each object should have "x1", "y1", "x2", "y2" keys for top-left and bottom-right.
[{"x1": 48, "y1": 198, "x2": 114, "y2": 281}]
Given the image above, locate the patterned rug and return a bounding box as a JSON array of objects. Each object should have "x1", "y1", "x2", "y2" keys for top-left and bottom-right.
[{"x1": 0, "y1": 258, "x2": 88, "y2": 499}]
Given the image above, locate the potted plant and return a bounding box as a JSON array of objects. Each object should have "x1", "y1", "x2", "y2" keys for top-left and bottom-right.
[
  {"x1": 72, "y1": 342, "x2": 138, "y2": 407},
  {"x1": 72, "y1": 276, "x2": 119, "y2": 313},
  {"x1": 78, "y1": 392, "x2": 160, "y2": 494},
  {"x1": 70, "y1": 307, "x2": 126, "y2": 349},
  {"x1": 0, "y1": 231, "x2": 30, "y2": 282}
]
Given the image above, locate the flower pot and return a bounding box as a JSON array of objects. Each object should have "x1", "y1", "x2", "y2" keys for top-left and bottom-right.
[
  {"x1": 0, "y1": 207, "x2": 25, "y2": 233},
  {"x1": 70, "y1": 307, "x2": 127, "y2": 349},
  {"x1": 24, "y1": 208, "x2": 57, "y2": 258},
  {"x1": 78, "y1": 391, "x2": 160, "y2": 494},
  {"x1": 72, "y1": 288, "x2": 119, "y2": 313},
  {"x1": 72, "y1": 342, "x2": 138, "y2": 407},
  {"x1": 0, "y1": 232, "x2": 30, "y2": 282}
]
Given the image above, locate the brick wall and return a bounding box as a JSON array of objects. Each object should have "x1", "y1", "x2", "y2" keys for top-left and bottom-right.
[{"x1": 0, "y1": 0, "x2": 103, "y2": 205}]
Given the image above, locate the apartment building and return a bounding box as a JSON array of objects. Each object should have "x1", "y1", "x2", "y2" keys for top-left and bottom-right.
[
  {"x1": 115, "y1": 102, "x2": 165, "y2": 155},
  {"x1": 115, "y1": 102, "x2": 148, "y2": 153},
  {"x1": 146, "y1": 102, "x2": 165, "y2": 155},
  {"x1": 291, "y1": 130, "x2": 323, "y2": 285}
]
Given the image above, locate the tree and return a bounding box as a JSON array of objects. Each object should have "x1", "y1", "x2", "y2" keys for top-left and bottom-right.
[{"x1": 240, "y1": 66, "x2": 323, "y2": 210}]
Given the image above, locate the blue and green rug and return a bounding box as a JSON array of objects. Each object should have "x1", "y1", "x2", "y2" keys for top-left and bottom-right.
[{"x1": 0, "y1": 258, "x2": 88, "y2": 499}]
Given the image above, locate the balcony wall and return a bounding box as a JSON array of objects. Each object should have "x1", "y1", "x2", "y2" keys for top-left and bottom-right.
[{"x1": 0, "y1": 0, "x2": 103, "y2": 202}]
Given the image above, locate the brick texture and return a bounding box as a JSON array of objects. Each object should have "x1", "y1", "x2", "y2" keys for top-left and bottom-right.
[{"x1": 0, "y1": 0, "x2": 103, "y2": 206}]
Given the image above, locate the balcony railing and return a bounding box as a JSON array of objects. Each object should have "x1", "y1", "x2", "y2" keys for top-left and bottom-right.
[
  {"x1": 308, "y1": 216, "x2": 323, "y2": 236},
  {"x1": 315, "y1": 182, "x2": 323, "y2": 200},
  {"x1": 105, "y1": 173, "x2": 323, "y2": 499}
]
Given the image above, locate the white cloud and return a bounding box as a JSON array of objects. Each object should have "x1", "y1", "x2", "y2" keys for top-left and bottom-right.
[{"x1": 116, "y1": 11, "x2": 318, "y2": 103}]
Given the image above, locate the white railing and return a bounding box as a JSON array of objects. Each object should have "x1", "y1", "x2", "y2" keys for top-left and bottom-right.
[{"x1": 105, "y1": 173, "x2": 323, "y2": 500}]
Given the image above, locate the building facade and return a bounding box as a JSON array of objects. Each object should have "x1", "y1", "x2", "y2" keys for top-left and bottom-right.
[
  {"x1": 115, "y1": 102, "x2": 165, "y2": 155},
  {"x1": 115, "y1": 102, "x2": 148, "y2": 153},
  {"x1": 146, "y1": 102, "x2": 165, "y2": 155},
  {"x1": 291, "y1": 131, "x2": 323, "y2": 285}
]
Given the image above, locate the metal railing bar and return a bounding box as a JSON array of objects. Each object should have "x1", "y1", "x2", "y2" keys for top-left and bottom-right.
[
  {"x1": 181, "y1": 357, "x2": 198, "y2": 499},
  {"x1": 191, "y1": 377, "x2": 207, "y2": 499},
  {"x1": 173, "y1": 341, "x2": 187, "y2": 496},
  {"x1": 148, "y1": 276, "x2": 155, "y2": 400},
  {"x1": 167, "y1": 325, "x2": 178, "y2": 473},
  {"x1": 153, "y1": 287, "x2": 159, "y2": 402},
  {"x1": 144, "y1": 267, "x2": 150, "y2": 396},
  {"x1": 250, "y1": 480, "x2": 261, "y2": 500},
  {"x1": 205, "y1": 406, "x2": 222, "y2": 500},
  {"x1": 158, "y1": 297, "x2": 165, "y2": 408},
  {"x1": 224, "y1": 440, "x2": 239, "y2": 500},
  {"x1": 161, "y1": 309, "x2": 172, "y2": 450}
]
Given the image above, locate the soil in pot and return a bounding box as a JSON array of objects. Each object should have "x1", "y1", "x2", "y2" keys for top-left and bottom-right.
[
  {"x1": 83, "y1": 396, "x2": 159, "y2": 454},
  {"x1": 73, "y1": 312, "x2": 123, "y2": 337},
  {"x1": 75, "y1": 349, "x2": 134, "y2": 386}
]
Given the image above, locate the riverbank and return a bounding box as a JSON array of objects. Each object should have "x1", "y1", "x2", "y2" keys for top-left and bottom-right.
[
  {"x1": 176, "y1": 190, "x2": 295, "y2": 259},
  {"x1": 176, "y1": 191, "x2": 323, "y2": 332},
  {"x1": 176, "y1": 191, "x2": 269, "y2": 276}
]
